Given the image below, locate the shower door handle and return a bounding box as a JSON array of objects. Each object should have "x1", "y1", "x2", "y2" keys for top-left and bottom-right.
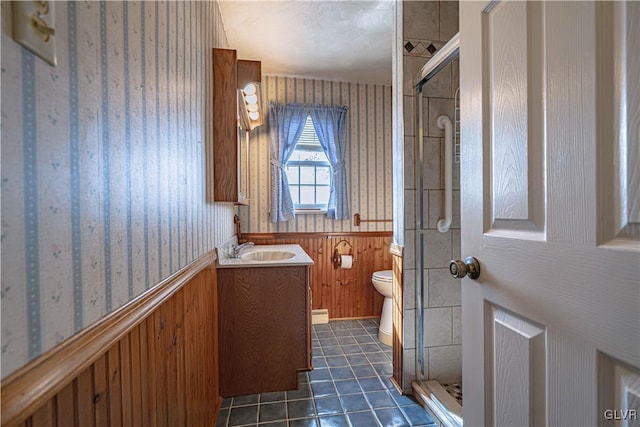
[{"x1": 449, "y1": 257, "x2": 481, "y2": 280}]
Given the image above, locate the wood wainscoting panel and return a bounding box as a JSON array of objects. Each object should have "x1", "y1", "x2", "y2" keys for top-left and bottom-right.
[
  {"x1": 1, "y1": 253, "x2": 220, "y2": 427},
  {"x1": 391, "y1": 247, "x2": 404, "y2": 391},
  {"x1": 242, "y1": 232, "x2": 392, "y2": 319}
]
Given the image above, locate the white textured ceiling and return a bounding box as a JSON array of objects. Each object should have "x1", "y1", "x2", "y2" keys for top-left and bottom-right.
[{"x1": 218, "y1": 0, "x2": 393, "y2": 86}]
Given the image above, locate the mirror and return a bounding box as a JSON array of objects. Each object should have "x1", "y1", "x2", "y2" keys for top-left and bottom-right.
[{"x1": 237, "y1": 125, "x2": 250, "y2": 205}]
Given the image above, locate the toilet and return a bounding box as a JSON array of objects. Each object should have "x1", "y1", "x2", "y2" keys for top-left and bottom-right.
[{"x1": 372, "y1": 270, "x2": 393, "y2": 346}]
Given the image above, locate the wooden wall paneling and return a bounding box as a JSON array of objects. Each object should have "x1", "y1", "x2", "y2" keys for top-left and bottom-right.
[
  {"x1": 330, "y1": 236, "x2": 341, "y2": 315},
  {"x1": 93, "y1": 355, "x2": 109, "y2": 427},
  {"x1": 1, "y1": 252, "x2": 216, "y2": 427},
  {"x1": 29, "y1": 400, "x2": 54, "y2": 427},
  {"x1": 75, "y1": 364, "x2": 95, "y2": 426},
  {"x1": 144, "y1": 313, "x2": 158, "y2": 427},
  {"x1": 155, "y1": 305, "x2": 168, "y2": 425},
  {"x1": 165, "y1": 293, "x2": 177, "y2": 426},
  {"x1": 1, "y1": 253, "x2": 220, "y2": 427},
  {"x1": 107, "y1": 345, "x2": 122, "y2": 427},
  {"x1": 175, "y1": 288, "x2": 187, "y2": 426},
  {"x1": 391, "y1": 249, "x2": 404, "y2": 391},
  {"x1": 183, "y1": 277, "x2": 198, "y2": 425},
  {"x1": 372, "y1": 237, "x2": 388, "y2": 312},
  {"x1": 183, "y1": 264, "x2": 219, "y2": 426},
  {"x1": 119, "y1": 336, "x2": 133, "y2": 427},
  {"x1": 55, "y1": 382, "x2": 75, "y2": 427},
  {"x1": 316, "y1": 237, "x2": 326, "y2": 312},
  {"x1": 208, "y1": 266, "x2": 221, "y2": 418},
  {"x1": 185, "y1": 268, "x2": 201, "y2": 424},
  {"x1": 128, "y1": 326, "x2": 143, "y2": 427},
  {"x1": 177, "y1": 287, "x2": 188, "y2": 425}
]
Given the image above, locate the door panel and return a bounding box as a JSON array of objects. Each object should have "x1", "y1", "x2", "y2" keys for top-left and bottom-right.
[
  {"x1": 461, "y1": 1, "x2": 640, "y2": 425},
  {"x1": 486, "y1": 1, "x2": 529, "y2": 222},
  {"x1": 547, "y1": 331, "x2": 596, "y2": 427},
  {"x1": 598, "y1": 352, "x2": 640, "y2": 427},
  {"x1": 488, "y1": 306, "x2": 545, "y2": 427},
  {"x1": 597, "y1": 1, "x2": 640, "y2": 247},
  {"x1": 545, "y1": 1, "x2": 598, "y2": 246},
  {"x1": 483, "y1": 1, "x2": 545, "y2": 235}
]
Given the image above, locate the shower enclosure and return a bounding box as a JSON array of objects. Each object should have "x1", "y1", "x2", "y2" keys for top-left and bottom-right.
[{"x1": 412, "y1": 34, "x2": 463, "y2": 427}]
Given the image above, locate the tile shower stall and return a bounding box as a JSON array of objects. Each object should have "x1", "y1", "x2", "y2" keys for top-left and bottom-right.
[
  {"x1": 400, "y1": 1, "x2": 462, "y2": 423},
  {"x1": 402, "y1": 2, "x2": 462, "y2": 388}
]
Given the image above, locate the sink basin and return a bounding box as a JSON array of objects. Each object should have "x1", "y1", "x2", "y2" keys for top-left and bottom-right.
[
  {"x1": 216, "y1": 243, "x2": 314, "y2": 268},
  {"x1": 240, "y1": 250, "x2": 296, "y2": 262}
]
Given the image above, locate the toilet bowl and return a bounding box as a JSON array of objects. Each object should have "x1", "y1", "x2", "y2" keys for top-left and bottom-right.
[{"x1": 372, "y1": 270, "x2": 393, "y2": 346}]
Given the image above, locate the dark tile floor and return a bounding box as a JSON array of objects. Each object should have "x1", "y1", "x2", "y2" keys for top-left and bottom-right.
[{"x1": 216, "y1": 319, "x2": 436, "y2": 427}]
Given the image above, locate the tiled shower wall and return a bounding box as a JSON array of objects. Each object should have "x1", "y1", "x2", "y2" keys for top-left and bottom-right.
[
  {"x1": 1, "y1": 1, "x2": 234, "y2": 378},
  {"x1": 401, "y1": 1, "x2": 461, "y2": 388}
]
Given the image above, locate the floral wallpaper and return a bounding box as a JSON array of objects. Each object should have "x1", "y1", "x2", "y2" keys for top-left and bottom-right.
[{"x1": 1, "y1": 0, "x2": 234, "y2": 378}]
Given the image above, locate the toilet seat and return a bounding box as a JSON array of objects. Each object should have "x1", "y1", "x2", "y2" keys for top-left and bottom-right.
[{"x1": 372, "y1": 270, "x2": 393, "y2": 283}]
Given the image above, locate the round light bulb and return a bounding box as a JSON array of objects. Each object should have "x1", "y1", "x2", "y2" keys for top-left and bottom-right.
[
  {"x1": 245, "y1": 94, "x2": 258, "y2": 104},
  {"x1": 249, "y1": 111, "x2": 259, "y2": 121},
  {"x1": 247, "y1": 104, "x2": 259, "y2": 113},
  {"x1": 243, "y1": 83, "x2": 257, "y2": 95}
]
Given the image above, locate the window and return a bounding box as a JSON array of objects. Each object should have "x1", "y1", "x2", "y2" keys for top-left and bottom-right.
[{"x1": 286, "y1": 115, "x2": 331, "y2": 210}]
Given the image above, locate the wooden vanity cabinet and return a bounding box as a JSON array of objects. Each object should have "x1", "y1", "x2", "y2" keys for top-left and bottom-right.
[{"x1": 217, "y1": 266, "x2": 312, "y2": 397}]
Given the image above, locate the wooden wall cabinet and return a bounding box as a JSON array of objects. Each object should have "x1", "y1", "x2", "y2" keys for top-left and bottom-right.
[
  {"x1": 212, "y1": 49, "x2": 262, "y2": 205},
  {"x1": 217, "y1": 266, "x2": 312, "y2": 397}
]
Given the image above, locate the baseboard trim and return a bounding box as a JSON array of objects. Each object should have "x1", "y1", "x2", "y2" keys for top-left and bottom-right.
[
  {"x1": 312, "y1": 309, "x2": 329, "y2": 324},
  {"x1": 1, "y1": 250, "x2": 217, "y2": 427}
]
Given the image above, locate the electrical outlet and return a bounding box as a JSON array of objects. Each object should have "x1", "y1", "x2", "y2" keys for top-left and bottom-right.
[{"x1": 12, "y1": 1, "x2": 57, "y2": 66}]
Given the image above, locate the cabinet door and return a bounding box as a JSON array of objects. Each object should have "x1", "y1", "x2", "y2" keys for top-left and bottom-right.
[
  {"x1": 212, "y1": 48, "x2": 239, "y2": 203},
  {"x1": 218, "y1": 266, "x2": 309, "y2": 396}
]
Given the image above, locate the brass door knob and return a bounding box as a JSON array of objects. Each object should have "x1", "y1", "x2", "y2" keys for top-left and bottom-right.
[{"x1": 449, "y1": 257, "x2": 481, "y2": 280}]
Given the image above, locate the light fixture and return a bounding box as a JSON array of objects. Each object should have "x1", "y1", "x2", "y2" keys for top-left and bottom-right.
[
  {"x1": 237, "y1": 59, "x2": 263, "y2": 131},
  {"x1": 238, "y1": 86, "x2": 262, "y2": 130},
  {"x1": 243, "y1": 83, "x2": 257, "y2": 95}
]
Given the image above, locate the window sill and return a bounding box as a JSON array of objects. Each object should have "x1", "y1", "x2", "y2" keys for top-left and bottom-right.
[{"x1": 295, "y1": 209, "x2": 327, "y2": 215}]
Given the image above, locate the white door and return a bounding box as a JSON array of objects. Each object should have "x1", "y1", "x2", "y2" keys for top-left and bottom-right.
[{"x1": 460, "y1": 1, "x2": 640, "y2": 426}]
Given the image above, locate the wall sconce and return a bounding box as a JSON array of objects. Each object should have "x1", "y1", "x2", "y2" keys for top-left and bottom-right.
[{"x1": 237, "y1": 60, "x2": 263, "y2": 131}]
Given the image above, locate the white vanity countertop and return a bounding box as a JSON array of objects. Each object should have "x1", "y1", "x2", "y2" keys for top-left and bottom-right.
[{"x1": 216, "y1": 244, "x2": 314, "y2": 268}]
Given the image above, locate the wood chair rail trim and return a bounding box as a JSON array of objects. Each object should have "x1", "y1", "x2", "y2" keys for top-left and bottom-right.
[{"x1": 242, "y1": 231, "x2": 393, "y2": 240}]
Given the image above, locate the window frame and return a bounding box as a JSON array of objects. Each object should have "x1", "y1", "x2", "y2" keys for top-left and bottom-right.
[{"x1": 286, "y1": 116, "x2": 331, "y2": 212}]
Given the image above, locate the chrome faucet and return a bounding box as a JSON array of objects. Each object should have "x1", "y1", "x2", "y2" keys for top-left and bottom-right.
[{"x1": 231, "y1": 242, "x2": 255, "y2": 258}]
